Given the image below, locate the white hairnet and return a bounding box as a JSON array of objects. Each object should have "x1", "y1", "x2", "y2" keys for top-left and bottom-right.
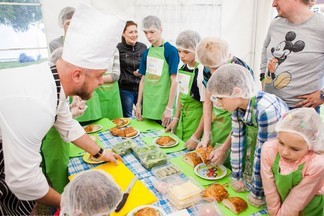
[
  {"x1": 196, "y1": 37, "x2": 230, "y2": 69},
  {"x1": 142, "y1": 15, "x2": 162, "y2": 31},
  {"x1": 176, "y1": 30, "x2": 201, "y2": 52},
  {"x1": 276, "y1": 108, "x2": 324, "y2": 153},
  {"x1": 207, "y1": 64, "x2": 257, "y2": 99},
  {"x1": 49, "y1": 47, "x2": 63, "y2": 65},
  {"x1": 58, "y1": 6, "x2": 75, "y2": 28},
  {"x1": 60, "y1": 170, "x2": 122, "y2": 216}
]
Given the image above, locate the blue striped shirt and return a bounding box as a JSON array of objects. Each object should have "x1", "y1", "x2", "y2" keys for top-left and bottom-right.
[{"x1": 231, "y1": 91, "x2": 288, "y2": 199}]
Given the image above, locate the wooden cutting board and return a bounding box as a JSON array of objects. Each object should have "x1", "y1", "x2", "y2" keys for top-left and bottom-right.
[{"x1": 69, "y1": 161, "x2": 157, "y2": 216}]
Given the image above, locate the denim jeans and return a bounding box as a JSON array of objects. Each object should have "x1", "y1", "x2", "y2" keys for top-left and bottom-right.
[{"x1": 120, "y1": 89, "x2": 138, "y2": 117}]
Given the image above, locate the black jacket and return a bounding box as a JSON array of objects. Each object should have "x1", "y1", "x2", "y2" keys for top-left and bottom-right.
[{"x1": 117, "y1": 41, "x2": 147, "y2": 92}]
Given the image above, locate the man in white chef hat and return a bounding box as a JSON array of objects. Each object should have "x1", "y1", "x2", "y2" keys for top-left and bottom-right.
[{"x1": 0, "y1": 4, "x2": 125, "y2": 215}]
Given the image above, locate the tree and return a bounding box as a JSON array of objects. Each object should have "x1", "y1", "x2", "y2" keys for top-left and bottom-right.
[{"x1": 0, "y1": 0, "x2": 42, "y2": 32}]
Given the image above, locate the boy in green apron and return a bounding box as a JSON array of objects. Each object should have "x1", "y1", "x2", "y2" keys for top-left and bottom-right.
[
  {"x1": 136, "y1": 15, "x2": 179, "y2": 127},
  {"x1": 207, "y1": 64, "x2": 288, "y2": 207},
  {"x1": 165, "y1": 30, "x2": 205, "y2": 147},
  {"x1": 261, "y1": 108, "x2": 324, "y2": 216}
]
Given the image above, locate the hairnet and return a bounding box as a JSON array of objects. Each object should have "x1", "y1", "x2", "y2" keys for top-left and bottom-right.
[
  {"x1": 176, "y1": 30, "x2": 201, "y2": 52},
  {"x1": 207, "y1": 64, "x2": 257, "y2": 99},
  {"x1": 49, "y1": 47, "x2": 63, "y2": 65},
  {"x1": 142, "y1": 15, "x2": 162, "y2": 31},
  {"x1": 276, "y1": 108, "x2": 324, "y2": 153},
  {"x1": 196, "y1": 37, "x2": 230, "y2": 69},
  {"x1": 60, "y1": 170, "x2": 122, "y2": 216},
  {"x1": 58, "y1": 7, "x2": 75, "y2": 28}
]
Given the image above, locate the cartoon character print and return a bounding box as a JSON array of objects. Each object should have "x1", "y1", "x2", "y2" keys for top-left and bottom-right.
[{"x1": 265, "y1": 31, "x2": 305, "y2": 89}]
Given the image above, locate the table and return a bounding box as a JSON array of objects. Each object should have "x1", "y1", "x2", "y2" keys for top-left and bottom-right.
[{"x1": 68, "y1": 120, "x2": 268, "y2": 216}]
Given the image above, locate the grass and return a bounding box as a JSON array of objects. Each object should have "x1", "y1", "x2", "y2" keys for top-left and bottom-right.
[{"x1": 0, "y1": 59, "x2": 47, "y2": 70}]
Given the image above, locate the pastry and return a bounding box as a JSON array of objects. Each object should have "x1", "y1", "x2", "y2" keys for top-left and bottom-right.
[
  {"x1": 123, "y1": 127, "x2": 137, "y2": 137},
  {"x1": 196, "y1": 145, "x2": 214, "y2": 164},
  {"x1": 84, "y1": 124, "x2": 94, "y2": 133},
  {"x1": 202, "y1": 183, "x2": 229, "y2": 202},
  {"x1": 112, "y1": 118, "x2": 128, "y2": 127},
  {"x1": 156, "y1": 136, "x2": 176, "y2": 146},
  {"x1": 222, "y1": 197, "x2": 248, "y2": 214},
  {"x1": 134, "y1": 207, "x2": 161, "y2": 216},
  {"x1": 109, "y1": 127, "x2": 125, "y2": 137},
  {"x1": 183, "y1": 151, "x2": 202, "y2": 167}
]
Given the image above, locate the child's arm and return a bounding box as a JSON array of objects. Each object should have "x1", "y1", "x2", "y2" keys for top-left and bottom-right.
[
  {"x1": 197, "y1": 90, "x2": 212, "y2": 148},
  {"x1": 261, "y1": 141, "x2": 282, "y2": 216},
  {"x1": 165, "y1": 92, "x2": 181, "y2": 132},
  {"x1": 162, "y1": 74, "x2": 177, "y2": 126}
]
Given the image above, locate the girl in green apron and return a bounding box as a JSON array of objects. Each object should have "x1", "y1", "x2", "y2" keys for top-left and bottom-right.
[
  {"x1": 165, "y1": 30, "x2": 204, "y2": 147},
  {"x1": 261, "y1": 108, "x2": 324, "y2": 216},
  {"x1": 136, "y1": 15, "x2": 179, "y2": 127}
]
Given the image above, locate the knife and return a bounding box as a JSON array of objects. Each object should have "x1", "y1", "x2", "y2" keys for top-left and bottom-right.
[{"x1": 115, "y1": 176, "x2": 138, "y2": 212}]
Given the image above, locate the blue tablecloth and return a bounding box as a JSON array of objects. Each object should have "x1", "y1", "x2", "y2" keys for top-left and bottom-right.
[{"x1": 68, "y1": 129, "x2": 268, "y2": 216}]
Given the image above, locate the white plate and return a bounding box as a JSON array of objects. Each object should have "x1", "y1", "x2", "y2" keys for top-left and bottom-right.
[
  {"x1": 153, "y1": 136, "x2": 179, "y2": 148},
  {"x1": 82, "y1": 152, "x2": 105, "y2": 164},
  {"x1": 126, "y1": 205, "x2": 166, "y2": 216},
  {"x1": 194, "y1": 163, "x2": 227, "y2": 180},
  {"x1": 113, "y1": 118, "x2": 130, "y2": 128},
  {"x1": 83, "y1": 124, "x2": 103, "y2": 133},
  {"x1": 121, "y1": 129, "x2": 140, "y2": 139}
]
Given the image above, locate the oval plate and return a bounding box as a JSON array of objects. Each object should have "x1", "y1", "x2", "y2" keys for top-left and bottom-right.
[
  {"x1": 126, "y1": 205, "x2": 166, "y2": 216},
  {"x1": 82, "y1": 152, "x2": 105, "y2": 164},
  {"x1": 113, "y1": 118, "x2": 131, "y2": 128},
  {"x1": 83, "y1": 124, "x2": 103, "y2": 134},
  {"x1": 153, "y1": 136, "x2": 179, "y2": 148},
  {"x1": 194, "y1": 163, "x2": 227, "y2": 180}
]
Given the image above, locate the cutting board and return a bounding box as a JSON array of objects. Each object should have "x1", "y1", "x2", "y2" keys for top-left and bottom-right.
[
  {"x1": 69, "y1": 161, "x2": 157, "y2": 216},
  {"x1": 170, "y1": 156, "x2": 268, "y2": 216},
  {"x1": 129, "y1": 118, "x2": 164, "y2": 132}
]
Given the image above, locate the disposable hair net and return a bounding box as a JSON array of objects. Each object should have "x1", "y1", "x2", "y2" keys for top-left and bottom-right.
[
  {"x1": 49, "y1": 47, "x2": 63, "y2": 65},
  {"x1": 276, "y1": 108, "x2": 324, "y2": 153},
  {"x1": 196, "y1": 37, "x2": 230, "y2": 69},
  {"x1": 176, "y1": 30, "x2": 201, "y2": 52},
  {"x1": 142, "y1": 15, "x2": 162, "y2": 31},
  {"x1": 207, "y1": 64, "x2": 257, "y2": 99},
  {"x1": 58, "y1": 7, "x2": 75, "y2": 28},
  {"x1": 60, "y1": 170, "x2": 122, "y2": 216}
]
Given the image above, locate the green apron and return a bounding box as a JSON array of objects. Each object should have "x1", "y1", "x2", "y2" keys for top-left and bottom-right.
[
  {"x1": 96, "y1": 81, "x2": 123, "y2": 120},
  {"x1": 175, "y1": 64, "x2": 203, "y2": 142},
  {"x1": 273, "y1": 155, "x2": 324, "y2": 216},
  {"x1": 143, "y1": 42, "x2": 170, "y2": 120},
  {"x1": 242, "y1": 97, "x2": 258, "y2": 183},
  {"x1": 41, "y1": 127, "x2": 69, "y2": 194},
  {"x1": 76, "y1": 91, "x2": 102, "y2": 122}
]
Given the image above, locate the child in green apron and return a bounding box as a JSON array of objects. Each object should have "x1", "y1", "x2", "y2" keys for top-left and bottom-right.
[
  {"x1": 207, "y1": 64, "x2": 289, "y2": 207},
  {"x1": 136, "y1": 15, "x2": 179, "y2": 127},
  {"x1": 165, "y1": 30, "x2": 205, "y2": 146},
  {"x1": 261, "y1": 108, "x2": 324, "y2": 216}
]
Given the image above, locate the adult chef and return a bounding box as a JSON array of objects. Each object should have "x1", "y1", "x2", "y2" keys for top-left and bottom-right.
[{"x1": 0, "y1": 4, "x2": 125, "y2": 215}]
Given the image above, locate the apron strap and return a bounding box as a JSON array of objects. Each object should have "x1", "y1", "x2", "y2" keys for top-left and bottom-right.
[{"x1": 50, "y1": 65, "x2": 61, "y2": 121}]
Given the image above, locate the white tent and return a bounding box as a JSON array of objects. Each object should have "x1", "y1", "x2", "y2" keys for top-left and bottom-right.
[{"x1": 40, "y1": 0, "x2": 275, "y2": 84}]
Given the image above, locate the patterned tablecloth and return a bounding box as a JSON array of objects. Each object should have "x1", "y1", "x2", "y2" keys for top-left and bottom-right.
[{"x1": 68, "y1": 125, "x2": 268, "y2": 216}]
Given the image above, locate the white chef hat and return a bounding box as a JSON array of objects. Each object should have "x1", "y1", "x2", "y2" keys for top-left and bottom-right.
[{"x1": 62, "y1": 4, "x2": 125, "y2": 70}]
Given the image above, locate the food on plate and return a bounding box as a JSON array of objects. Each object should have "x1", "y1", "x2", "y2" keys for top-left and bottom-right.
[
  {"x1": 111, "y1": 140, "x2": 136, "y2": 155},
  {"x1": 153, "y1": 164, "x2": 180, "y2": 179},
  {"x1": 222, "y1": 197, "x2": 248, "y2": 214},
  {"x1": 109, "y1": 126, "x2": 138, "y2": 138},
  {"x1": 196, "y1": 145, "x2": 214, "y2": 164},
  {"x1": 112, "y1": 118, "x2": 129, "y2": 128},
  {"x1": 155, "y1": 136, "x2": 176, "y2": 147},
  {"x1": 202, "y1": 183, "x2": 229, "y2": 202},
  {"x1": 84, "y1": 124, "x2": 94, "y2": 133},
  {"x1": 133, "y1": 207, "x2": 161, "y2": 216},
  {"x1": 183, "y1": 151, "x2": 202, "y2": 167}
]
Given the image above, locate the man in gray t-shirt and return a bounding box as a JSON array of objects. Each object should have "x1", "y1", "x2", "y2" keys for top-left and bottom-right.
[{"x1": 260, "y1": 0, "x2": 324, "y2": 110}]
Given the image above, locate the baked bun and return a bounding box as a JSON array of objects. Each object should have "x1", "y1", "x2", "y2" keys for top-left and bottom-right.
[
  {"x1": 196, "y1": 145, "x2": 214, "y2": 164},
  {"x1": 109, "y1": 127, "x2": 125, "y2": 137},
  {"x1": 222, "y1": 197, "x2": 248, "y2": 214},
  {"x1": 112, "y1": 118, "x2": 128, "y2": 128},
  {"x1": 134, "y1": 207, "x2": 161, "y2": 216},
  {"x1": 124, "y1": 127, "x2": 137, "y2": 137},
  {"x1": 183, "y1": 151, "x2": 202, "y2": 167},
  {"x1": 84, "y1": 124, "x2": 94, "y2": 133},
  {"x1": 202, "y1": 183, "x2": 228, "y2": 202},
  {"x1": 156, "y1": 136, "x2": 176, "y2": 146}
]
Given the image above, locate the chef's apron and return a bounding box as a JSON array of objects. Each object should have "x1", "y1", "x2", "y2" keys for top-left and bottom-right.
[
  {"x1": 273, "y1": 155, "x2": 324, "y2": 216},
  {"x1": 143, "y1": 42, "x2": 170, "y2": 120},
  {"x1": 96, "y1": 81, "x2": 123, "y2": 120},
  {"x1": 242, "y1": 97, "x2": 258, "y2": 184},
  {"x1": 76, "y1": 91, "x2": 102, "y2": 122},
  {"x1": 175, "y1": 64, "x2": 203, "y2": 142},
  {"x1": 211, "y1": 107, "x2": 232, "y2": 167}
]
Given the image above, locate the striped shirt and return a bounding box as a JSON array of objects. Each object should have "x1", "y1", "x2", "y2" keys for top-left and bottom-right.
[{"x1": 231, "y1": 91, "x2": 288, "y2": 199}]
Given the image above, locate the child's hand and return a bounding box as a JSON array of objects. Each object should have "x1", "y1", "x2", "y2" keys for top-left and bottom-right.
[
  {"x1": 135, "y1": 104, "x2": 142, "y2": 121},
  {"x1": 231, "y1": 179, "x2": 247, "y2": 192},
  {"x1": 185, "y1": 137, "x2": 198, "y2": 150},
  {"x1": 165, "y1": 118, "x2": 178, "y2": 133},
  {"x1": 247, "y1": 193, "x2": 265, "y2": 207},
  {"x1": 196, "y1": 131, "x2": 211, "y2": 149},
  {"x1": 209, "y1": 147, "x2": 226, "y2": 165}
]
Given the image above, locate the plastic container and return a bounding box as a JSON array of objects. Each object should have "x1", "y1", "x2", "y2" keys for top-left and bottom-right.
[
  {"x1": 153, "y1": 174, "x2": 184, "y2": 195},
  {"x1": 151, "y1": 163, "x2": 181, "y2": 180},
  {"x1": 132, "y1": 145, "x2": 159, "y2": 159},
  {"x1": 192, "y1": 197, "x2": 223, "y2": 216},
  {"x1": 111, "y1": 140, "x2": 136, "y2": 156},
  {"x1": 139, "y1": 151, "x2": 168, "y2": 170}
]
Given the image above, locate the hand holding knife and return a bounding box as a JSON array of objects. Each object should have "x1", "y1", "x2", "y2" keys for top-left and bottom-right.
[{"x1": 115, "y1": 176, "x2": 138, "y2": 212}]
